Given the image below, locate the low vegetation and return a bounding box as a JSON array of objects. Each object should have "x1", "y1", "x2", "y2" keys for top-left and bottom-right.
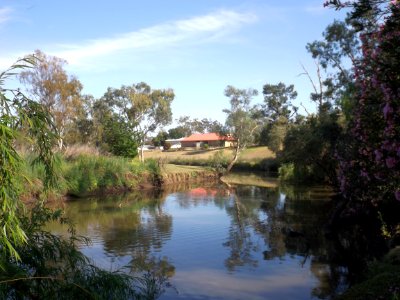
[{"x1": 145, "y1": 146, "x2": 278, "y2": 173}]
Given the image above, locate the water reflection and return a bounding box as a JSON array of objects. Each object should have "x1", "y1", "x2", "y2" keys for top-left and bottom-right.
[{"x1": 49, "y1": 176, "x2": 348, "y2": 299}]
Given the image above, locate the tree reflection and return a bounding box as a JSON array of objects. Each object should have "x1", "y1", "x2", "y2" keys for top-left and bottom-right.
[
  {"x1": 53, "y1": 178, "x2": 351, "y2": 299},
  {"x1": 223, "y1": 188, "x2": 262, "y2": 271},
  {"x1": 56, "y1": 189, "x2": 176, "y2": 280},
  {"x1": 222, "y1": 183, "x2": 349, "y2": 298}
]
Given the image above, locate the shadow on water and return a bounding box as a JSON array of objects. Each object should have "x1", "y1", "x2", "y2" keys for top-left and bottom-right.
[{"x1": 48, "y1": 173, "x2": 355, "y2": 299}]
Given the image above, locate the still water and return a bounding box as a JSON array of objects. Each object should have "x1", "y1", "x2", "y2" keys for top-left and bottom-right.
[{"x1": 50, "y1": 174, "x2": 348, "y2": 300}]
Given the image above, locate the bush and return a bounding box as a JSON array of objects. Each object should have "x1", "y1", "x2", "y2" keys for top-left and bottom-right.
[
  {"x1": 209, "y1": 150, "x2": 228, "y2": 173},
  {"x1": 102, "y1": 116, "x2": 138, "y2": 158},
  {"x1": 163, "y1": 142, "x2": 171, "y2": 151}
]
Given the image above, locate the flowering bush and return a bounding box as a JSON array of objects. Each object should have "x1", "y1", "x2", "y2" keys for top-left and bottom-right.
[{"x1": 336, "y1": 2, "x2": 400, "y2": 237}]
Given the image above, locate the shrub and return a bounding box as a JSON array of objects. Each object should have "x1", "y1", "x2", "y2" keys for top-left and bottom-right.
[
  {"x1": 163, "y1": 142, "x2": 171, "y2": 151},
  {"x1": 209, "y1": 150, "x2": 228, "y2": 173}
]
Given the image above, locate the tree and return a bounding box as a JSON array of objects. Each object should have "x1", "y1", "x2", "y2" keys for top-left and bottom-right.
[
  {"x1": 333, "y1": 1, "x2": 400, "y2": 229},
  {"x1": 168, "y1": 126, "x2": 190, "y2": 139},
  {"x1": 101, "y1": 82, "x2": 174, "y2": 162},
  {"x1": 64, "y1": 94, "x2": 95, "y2": 145},
  {"x1": 152, "y1": 130, "x2": 168, "y2": 147},
  {"x1": 223, "y1": 86, "x2": 261, "y2": 172},
  {"x1": 19, "y1": 50, "x2": 84, "y2": 149},
  {"x1": 102, "y1": 115, "x2": 138, "y2": 158},
  {"x1": 261, "y1": 83, "x2": 298, "y2": 152},
  {"x1": 306, "y1": 17, "x2": 360, "y2": 118},
  {"x1": 262, "y1": 82, "x2": 298, "y2": 121},
  {"x1": 176, "y1": 116, "x2": 223, "y2": 134}
]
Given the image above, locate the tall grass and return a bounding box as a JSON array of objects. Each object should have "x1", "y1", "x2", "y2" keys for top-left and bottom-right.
[
  {"x1": 64, "y1": 156, "x2": 160, "y2": 196},
  {"x1": 18, "y1": 154, "x2": 161, "y2": 199}
]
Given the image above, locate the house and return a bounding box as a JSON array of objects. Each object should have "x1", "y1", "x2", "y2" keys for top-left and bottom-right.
[
  {"x1": 180, "y1": 133, "x2": 236, "y2": 149},
  {"x1": 164, "y1": 138, "x2": 184, "y2": 149}
]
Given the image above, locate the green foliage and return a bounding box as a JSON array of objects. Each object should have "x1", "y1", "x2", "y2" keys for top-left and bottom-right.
[
  {"x1": 102, "y1": 115, "x2": 138, "y2": 158},
  {"x1": 262, "y1": 82, "x2": 298, "y2": 121},
  {"x1": 19, "y1": 50, "x2": 84, "y2": 149},
  {"x1": 280, "y1": 111, "x2": 342, "y2": 184},
  {"x1": 152, "y1": 131, "x2": 168, "y2": 147},
  {"x1": 176, "y1": 116, "x2": 223, "y2": 135},
  {"x1": 100, "y1": 82, "x2": 174, "y2": 162},
  {"x1": 278, "y1": 163, "x2": 295, "y2": 182},
  {"x1": 143, "y1": 158, "x2": 161, "y2": 176},
  {"x1": 0, "y1": 204, "x2": 158, "y2": 299},
  {"x1": 64, "y1": 155, "x2": 137, "y2": 196},
  {"x1": 167, "y1": 126, "x2": 189, "y2": 139},
  {"x1": 1, "y1": 57, "x2": 165, "y2": 299},
  {"x1": 265, "y1": 117, "x2": 289, "y2": 153},
  {"x1": 209, "y1": 150, "x2": 229, "y2": 173},
  {"x1": 163, "y1": 142, "x2": 171, "y2": 151},
  {"x1": 223, "y1": 85, "x2": 261, "y2": 172},
  {"x1": 1, "y1": 55, "x2": 59, "y2": 262}
]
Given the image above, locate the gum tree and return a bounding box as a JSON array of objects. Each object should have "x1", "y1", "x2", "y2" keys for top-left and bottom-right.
[
  {"x1": 19, "y1": 50, "x2": 84, "y2": 149},
  {"x1": 101, "y1": 82, "x2": 174, "y2": 162},
  {"x1": 223, "y1": 85, "x2": 261, "y2": 172}
]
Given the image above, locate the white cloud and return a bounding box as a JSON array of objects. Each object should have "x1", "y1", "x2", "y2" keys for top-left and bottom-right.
[
  {"x1": 52, "y1": 10, "x2": 257, "y2": 67},
  {"x1": 0, "y1": 7, "x2": 13, "y2": 25}
]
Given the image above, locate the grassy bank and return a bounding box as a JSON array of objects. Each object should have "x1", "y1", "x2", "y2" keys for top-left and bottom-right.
[
  {"x1": 145, "y1": 146, "x2": 279, "y2": 173},
  {"x1": 18, "y1": 154, "x2": 220, "y2": 200}
]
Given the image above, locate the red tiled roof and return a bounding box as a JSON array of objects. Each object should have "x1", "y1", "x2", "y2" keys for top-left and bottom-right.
[{"x1": 181, "y1": 132, "x2": 236, "y2": 142}]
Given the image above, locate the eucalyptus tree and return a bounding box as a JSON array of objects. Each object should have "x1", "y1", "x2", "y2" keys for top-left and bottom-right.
[
  {"x1": 19, "y1": 50, "x2": 84, "y2": 149},
  {"x1": 261, "y1": 83, "x2": 298, "y2": 153},
  {"x1": 262, "y1": 82, "x2": 298, "y2": 121},
  {"x1": 306, "y1": 17, "x2": 360, "y2": 117},
  {"x1": 223, "y1": 85, "x2": 261, "y2": 172},
  {"x1": 177, "y1": 116, "x2": 223, "y2": 134},
  {"x1": 101, "y1": 82, "x2": 174, "y2": 162}
]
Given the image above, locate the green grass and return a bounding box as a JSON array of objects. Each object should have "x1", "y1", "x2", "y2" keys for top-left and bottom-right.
[{"x1": 18, "y1": 154, "x2": 162, "y2": 199}]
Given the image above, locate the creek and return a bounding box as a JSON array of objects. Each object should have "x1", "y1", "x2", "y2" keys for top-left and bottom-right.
[{"x1": 49, "y1": 173, "x2": 349, "y2": 300}]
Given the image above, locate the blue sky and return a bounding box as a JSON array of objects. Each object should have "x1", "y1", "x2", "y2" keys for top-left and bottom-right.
[{"x1": 0, "y1": 0, "x2": 346, "y2": 125}]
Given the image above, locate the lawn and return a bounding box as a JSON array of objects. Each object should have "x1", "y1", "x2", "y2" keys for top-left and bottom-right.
[{"x1": 144, "y1": 146, "x2": 274, "y2": 164}]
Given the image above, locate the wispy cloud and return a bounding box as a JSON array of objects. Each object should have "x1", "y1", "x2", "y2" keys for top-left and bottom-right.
[
  {"x1": 0, "y1": 7, "x2": 13, "y2": 25},
  {"x1": 53, "y1": 10, "x2": 257, "y2": 67}
]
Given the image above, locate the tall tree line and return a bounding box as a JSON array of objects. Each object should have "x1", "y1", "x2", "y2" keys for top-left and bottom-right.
[{"x1": 18, "y1": 50, "x2": 175, "y2": 160}]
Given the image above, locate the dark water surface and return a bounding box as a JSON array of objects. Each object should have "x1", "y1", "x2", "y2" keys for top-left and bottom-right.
[{"x1": 49, "y1": 175, "x2": 349, "y2": 300}]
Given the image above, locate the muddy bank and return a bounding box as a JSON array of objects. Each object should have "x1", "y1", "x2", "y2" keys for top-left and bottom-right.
[{"x1": 158, "y1": 170, "x2": 220, "y2": 186}]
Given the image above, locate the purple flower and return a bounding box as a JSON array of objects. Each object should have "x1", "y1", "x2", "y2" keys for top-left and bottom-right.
[
  {"x1": 375, "y1": 150, "x2": 383, "y2": 161},
  {"x1": 383, "y1": 103, "x2": 393, "y2": 119},
  {"x1": 395, "y1": 191, "x2": 400, "y2": 202},
  {"x1": 386, "y1": 157, "x2": 397, "y2": 168}
]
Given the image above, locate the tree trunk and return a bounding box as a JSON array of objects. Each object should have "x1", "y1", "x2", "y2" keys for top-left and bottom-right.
[
  {"x1": 226, "y1": 141, "x2": 240, "y2": 173},
  {"x1": 140, "y1": 144, "x2": 144, "y2": 163},
  {"x1": 139, "y1": 135, "x2": 146, "y2": 163}
]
